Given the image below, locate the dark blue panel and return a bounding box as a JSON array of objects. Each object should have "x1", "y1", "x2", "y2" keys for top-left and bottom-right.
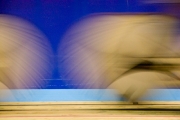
[{"x1": 0, "y1": 0, "x2": 179, "y2": 89}]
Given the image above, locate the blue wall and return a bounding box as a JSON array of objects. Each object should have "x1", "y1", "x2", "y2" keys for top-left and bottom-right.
[
  {"x1": 0, "y1": 0, "x2": 173, "y2": 89},
  {"x1": 1, "y1": 1, "x2": 180, "y2": 102}
]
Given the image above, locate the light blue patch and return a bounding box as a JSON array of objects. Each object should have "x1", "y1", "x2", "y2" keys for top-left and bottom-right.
[{"x1": 0, "y1": 89, "x2": 180, "y2": 102}]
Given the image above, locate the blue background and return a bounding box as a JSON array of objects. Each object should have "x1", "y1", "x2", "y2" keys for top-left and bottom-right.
[{"x1": 0, "y1": 0, "x2": 179, "y2": 89}]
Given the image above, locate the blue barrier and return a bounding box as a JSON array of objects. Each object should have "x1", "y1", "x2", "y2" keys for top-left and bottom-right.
[{"x1": 0, "y1": 89, "x2": 180, "y2": 102}]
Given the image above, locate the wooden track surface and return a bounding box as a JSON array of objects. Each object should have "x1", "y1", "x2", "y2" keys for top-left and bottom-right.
[{"x1": 1, "y1": 102, "x2": 180, "y2": 120}]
